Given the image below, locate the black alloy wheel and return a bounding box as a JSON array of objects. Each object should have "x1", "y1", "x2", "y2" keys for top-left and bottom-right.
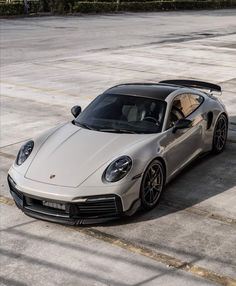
[
  {"x1": 140, "y1": 159, "x2": 164, "y2": 210},
  {"x1": 212, "y1": 114, "x2": 228, "y2": 154}
]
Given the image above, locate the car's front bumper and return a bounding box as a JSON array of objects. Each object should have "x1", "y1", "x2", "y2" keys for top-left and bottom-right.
[{"x1": 8, "y1": 175, "x2": 125, "y2": 225}]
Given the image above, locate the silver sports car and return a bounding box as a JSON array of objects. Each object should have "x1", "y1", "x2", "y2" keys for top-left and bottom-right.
[{"x1": 8, "y1": 79, "x2": 228, "y2": 225}]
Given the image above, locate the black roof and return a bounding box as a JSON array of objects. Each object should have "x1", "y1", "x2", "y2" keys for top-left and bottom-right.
[{"x1": 104, "y1": 83, "x2": 178, "y2": 100}]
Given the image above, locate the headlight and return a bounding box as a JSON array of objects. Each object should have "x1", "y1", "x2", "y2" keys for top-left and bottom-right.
[
  {"x1": 16, "y1": 140, "x2": 34, "y2": 166},
  {"x1": 104, "y1": 156, "x2": 132, "y2": 182}
]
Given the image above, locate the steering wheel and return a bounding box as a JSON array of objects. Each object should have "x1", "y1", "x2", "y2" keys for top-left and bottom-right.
[{"x1": 142, "y1": 116, "x2": 159, "y2": 125}]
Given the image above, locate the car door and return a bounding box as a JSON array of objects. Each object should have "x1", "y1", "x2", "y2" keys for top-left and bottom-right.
[{"x1": 163, "y1": 93, "x2": 204, "y2": 178}]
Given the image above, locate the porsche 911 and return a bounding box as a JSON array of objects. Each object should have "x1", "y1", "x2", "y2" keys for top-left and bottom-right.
[{"x1": 8, "y1": 79, "x2": 228, "y2": 225}]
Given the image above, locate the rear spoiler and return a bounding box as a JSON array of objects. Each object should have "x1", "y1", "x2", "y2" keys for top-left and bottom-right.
[{"x1": 159, "y1": 79, "x2": 221, "y2": 93}]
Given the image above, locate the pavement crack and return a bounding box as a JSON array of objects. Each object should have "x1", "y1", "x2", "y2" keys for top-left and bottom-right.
[
  {"x1": 76, "y1": 227, "x2": 236, "y2": 286},
  {"x1": 0, "y1": 151, "x2": 16, "y2": 160},
  {"x1": 85, "y1": 31, "x2": 236, "y2": 53},
  {"x1": 0, "y1": 139, "x2": 29, "y2": 150},
  {"x1": 0, "y1": 195, "x2": 15, "y2": 206},
  {"x1": 0, "y1": 194, "x2": 235, "y2": 285},
  {"x1": 160, "y1": 199, "x2": 236, "y2": 226}
]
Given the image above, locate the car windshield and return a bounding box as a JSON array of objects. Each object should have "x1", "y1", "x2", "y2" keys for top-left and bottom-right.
[{"x1": 75, "y1": 93, "x2": 167, "y2": 134}]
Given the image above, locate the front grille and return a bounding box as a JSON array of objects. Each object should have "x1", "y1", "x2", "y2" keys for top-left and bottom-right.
[
  {"x1": 71, "y1": 196, "x2": 122, "y2": 218},
  {"x1": 24, "y1": 196, "x2": 122, "y2": 219}
]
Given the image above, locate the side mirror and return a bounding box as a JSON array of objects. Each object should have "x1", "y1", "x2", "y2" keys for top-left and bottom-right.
[
  {"x1": 71, "y1": 105, "x2": 81, "y2": 118},
  {"x1": 172, "y1": 119, "x2": 192, "y2": 134}
]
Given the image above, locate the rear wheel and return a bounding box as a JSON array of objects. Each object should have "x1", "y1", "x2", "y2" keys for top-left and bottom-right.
[
  {"x1": 140, "y1": 159, "x2": 164, "y2": 210},
  {"x1": 212, "y1": 114, "x2": 228, "y2": 154}
]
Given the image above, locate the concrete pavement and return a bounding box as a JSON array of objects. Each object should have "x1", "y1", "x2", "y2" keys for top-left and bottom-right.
[{"x1": 0, "y1": 10, "x2": 236, "y2": 286}]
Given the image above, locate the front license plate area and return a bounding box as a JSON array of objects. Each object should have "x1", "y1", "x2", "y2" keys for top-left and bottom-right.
[{"x1": 42, "y1": 201, "x2": 66, "y2": 211}]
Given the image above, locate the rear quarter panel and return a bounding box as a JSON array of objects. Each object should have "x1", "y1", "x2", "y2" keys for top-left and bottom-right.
[{"x1": 201, "y1": 94, "x2": 228, "y2": 151}]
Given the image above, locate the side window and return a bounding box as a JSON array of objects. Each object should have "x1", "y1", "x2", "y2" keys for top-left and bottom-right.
[
  {"x1": 179, "y1": 94, "x2": 203, "y2": 117},
  {"x1": 167, "y1": 93, "x2": 203, "y2": 128}
]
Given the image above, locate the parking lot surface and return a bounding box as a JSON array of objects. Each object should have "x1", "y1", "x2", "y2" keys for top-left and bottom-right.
[{"x1": 0, "y1": 10, "x2": 236, "y2": 286}]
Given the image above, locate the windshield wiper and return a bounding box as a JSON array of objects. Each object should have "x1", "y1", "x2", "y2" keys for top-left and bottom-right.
[
  {"x1": 98, "y1": 128, "x2": 137, "y2": 134},
  {"x1": 74, "y1": 122, "x2": 137, "y2": 133},
  {"x1": 75, "y1": 122, "x2": 97, "y2": 131}
]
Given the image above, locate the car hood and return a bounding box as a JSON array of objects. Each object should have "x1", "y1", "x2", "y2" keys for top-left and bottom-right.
[{"x1": 25, "y1": 123, "x2": 152, "y2": 187}]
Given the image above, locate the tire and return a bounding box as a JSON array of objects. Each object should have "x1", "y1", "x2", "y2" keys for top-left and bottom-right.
[
  {"x1": 140, "y1": 159, "x2": 165, "y2": 210},
  {"x1": 212, "y1": 113, "x2": 228, "y2": 154}
]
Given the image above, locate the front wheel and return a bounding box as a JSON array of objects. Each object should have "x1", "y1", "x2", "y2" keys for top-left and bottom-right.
[
  {"x1": 140, "y1": 159, "x2": 165, "y2": 210},
  {"x1": 212, "y1": 113, "x2": 228, "y2": 154}
]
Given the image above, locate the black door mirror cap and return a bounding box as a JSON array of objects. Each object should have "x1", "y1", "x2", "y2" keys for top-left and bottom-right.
[
  {"x1": 71, "y1": 105, "x2": 82, "y2": 118},
  {"x1": 172, "y1": 119, "x2": 192, "y2": 134}
]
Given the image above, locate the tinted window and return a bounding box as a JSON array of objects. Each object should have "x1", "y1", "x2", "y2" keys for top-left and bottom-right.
[
  {"x1": 174, "y1": 94, "x2": 203, "y2": 117},
  {"x1": 167, "y1": 93, "x2": 203, "y2": 128},
  {"x1": 75, "y1": 93, "x2": 167, "y2": 134}
]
